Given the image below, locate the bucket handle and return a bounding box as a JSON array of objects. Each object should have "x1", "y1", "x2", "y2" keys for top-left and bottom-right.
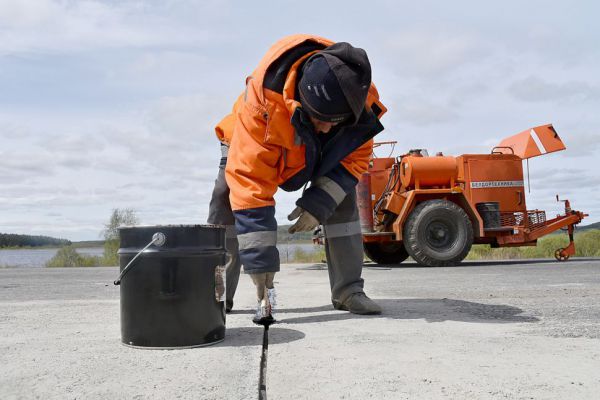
[{"x1": 113, "y1": 232, "x2": 166, "y2": 286}]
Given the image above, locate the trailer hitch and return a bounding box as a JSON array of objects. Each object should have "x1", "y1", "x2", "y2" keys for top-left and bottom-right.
[{"x1": 554, "y1": 195, "x2": 576, "y2": 261}]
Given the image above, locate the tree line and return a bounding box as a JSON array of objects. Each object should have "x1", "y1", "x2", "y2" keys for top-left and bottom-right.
[
  {"x1": 0, "y1": 233, "x2": 71, "y2": 248},
  {"x1": 46, "y1": 208, "x2": 138, "y2": 267}
]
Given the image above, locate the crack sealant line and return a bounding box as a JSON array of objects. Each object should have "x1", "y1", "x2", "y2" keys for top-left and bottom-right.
[{"x1": 258, "y1": 325, "x2": 269, "y2": 400}]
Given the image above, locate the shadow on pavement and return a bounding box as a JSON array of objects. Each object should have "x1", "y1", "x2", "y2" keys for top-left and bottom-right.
[
  {"x1": 279, "y1": 298, "x2": 539, "y2": 325},
  {"x1": 457, "y1": 258, "x2": 600, "y2": 267},
  {"x1": 297, "y1": 258, "x2": 600, "y2": 271},
  {"x1": 362, "y1": 257, "x2": 600, "y2": 269},
  {"x1": 227, "y1": 309, "x2": 254, "y2": 315},
  {"x1": 217, "y1": 326, "x2": 305, "y2": 347},
  {"x1": 228, "y1": 305, "x2": 334, "y2": 316},
  {"x1": 295, "y1": 263, "x2": 328, "y2": 271}
]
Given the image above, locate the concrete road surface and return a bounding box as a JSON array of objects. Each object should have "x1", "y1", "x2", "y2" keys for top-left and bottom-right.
[{"x1": 1, "y1": 259, "x2": 600, "y2": 399}]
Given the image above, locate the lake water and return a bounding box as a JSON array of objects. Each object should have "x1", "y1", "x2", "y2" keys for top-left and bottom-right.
[
  {"x1": 0, "y1": 243, "x2": 319, "y2": 268},
  {"x1": 0, "y1": 247, "x2": 105, "y2": 268}
]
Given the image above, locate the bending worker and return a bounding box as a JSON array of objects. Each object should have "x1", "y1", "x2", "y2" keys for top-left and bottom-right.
[{"x1": 207, "y1": 34, "x2": 387, "y2": 323}]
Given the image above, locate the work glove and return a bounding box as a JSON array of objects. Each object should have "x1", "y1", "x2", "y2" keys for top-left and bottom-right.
[{"x1": 287, "y1": 206, "x2": 319, "y2": 234}]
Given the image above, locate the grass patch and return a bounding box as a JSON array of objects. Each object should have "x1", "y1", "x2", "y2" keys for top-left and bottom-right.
[
  {"x1": 285, "y1": 229, "x2": 600, "y2": 264},
  {"x1": 101, "y1": 239, "x2": 119, "y2": 266},
  {"x1": 43, "y1": 229, "x2": 599, "y2": 267},
  {"x1": 284, "y1": 245, "x2": 327, "y2": 263},
  {"x1": 466, "y1": 229, "x2": 600, "y2": 260},
  {"x1": 46, "y1": 246, "x2": 102, "y2": 268}
]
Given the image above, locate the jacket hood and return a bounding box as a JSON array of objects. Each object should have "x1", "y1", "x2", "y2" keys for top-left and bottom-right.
[{"x1": 306, "y1": 42, "x2": 372, "y2": 125}]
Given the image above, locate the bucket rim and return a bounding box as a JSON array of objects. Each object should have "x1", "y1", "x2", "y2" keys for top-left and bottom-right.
[
  {"x1": 120, "y1": 337, "x2": 225, "y2": 350},
  {"x1": 118, "y1": 224, "x2": 227, "y2": 230}
]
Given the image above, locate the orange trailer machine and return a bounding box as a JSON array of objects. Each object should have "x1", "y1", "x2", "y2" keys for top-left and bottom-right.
[{"x1": 357, "y1": 124, "x2": 588, "y2": 266}]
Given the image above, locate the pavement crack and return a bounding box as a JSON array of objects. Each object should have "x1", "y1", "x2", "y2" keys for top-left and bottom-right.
[{"x1": 258, "y1": 325, "x2": 269, "y2": 400}]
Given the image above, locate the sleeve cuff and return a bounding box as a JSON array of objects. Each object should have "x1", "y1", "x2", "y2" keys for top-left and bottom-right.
[{"x1": 296, "y1": 186, "x2": 338, "y2": 223}]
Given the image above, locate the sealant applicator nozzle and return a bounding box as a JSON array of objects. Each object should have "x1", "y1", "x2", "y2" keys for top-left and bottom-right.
[{"x1": 253, "y1": 315, "x2": 276, "y2": 327}]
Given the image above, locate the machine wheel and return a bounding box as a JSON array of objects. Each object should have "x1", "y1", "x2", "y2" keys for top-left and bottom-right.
[
  {"x1": 554, "y1": 248, "x2": 570, "y2": 261},
  {"x1": 403, "y1": 199, "x2": 473, "y2": 267},
  {"x1": 363, "y1": 242, "x2": 409, "y2": 264}
]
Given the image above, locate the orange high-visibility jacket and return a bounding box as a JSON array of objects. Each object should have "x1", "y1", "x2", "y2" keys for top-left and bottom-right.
[{"x1": 214, "y1": 34, "x2": 386, "y2": 273}]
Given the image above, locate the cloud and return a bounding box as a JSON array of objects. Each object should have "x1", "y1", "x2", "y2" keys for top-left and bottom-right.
[
  {"x1": 394, "y1": 98, "x2": 459, "y2": 126},
  {"x1": 42, "y1": 131, "x2": 104, "y2": 150},
  {"x1": 2, "y1": 1, "x2": 599, "y2": 239},
  {"x1": 559, "y1": 133, "x2": 600, "y2": 157},
  {"x1": 510, "y1": 163, "x2": 598, "y2": 224},
  {"x1": 0, "y1": 183, "x2": 141, "y2": 208},
  {"x1": 379, "y1": 30, "x2": 489, "y2": 78},
  {"x1": 508, "y1": 76, "x2": 600, "y2": 103},
  {"x1": 0, "y1": 0, "x2": 61, "y2": 29},
  {"x1": 0, "y1": 151, "x2": 56, "y2": 183},
  {"x1": 0, "y1": 90, "x2": 230, "y2": 239},
  {"x1": 145, "y1": 94, "x2": 228, "y2": 140},
  {"x1": 533, "y1": 170, "x2": 600, "y2": 191},
  {"x1": 0, "y1": 120, "x2": 111, "y2": 184},
  {"x1": 0, "y1": 118, "x2": 29, "y2": 140},
  {"x1": 0, "y1": 0, "x2": 224, "y2": 55}
]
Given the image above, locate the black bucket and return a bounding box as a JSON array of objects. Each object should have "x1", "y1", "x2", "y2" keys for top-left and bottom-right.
[
  {"x1": 117, "y1": 224, "x2": 226, "y2": 349},
  {"x1": 476, "y1": 202, "x2": 501, "y2": 229}
]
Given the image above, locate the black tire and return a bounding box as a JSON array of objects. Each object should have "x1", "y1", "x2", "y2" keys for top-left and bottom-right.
[
  {"x1": 403, "y1": 199, "x2": 473, "y2": 267},
  {"x1": 363, "y1": 242, "x2": 409, "y2": 264}
]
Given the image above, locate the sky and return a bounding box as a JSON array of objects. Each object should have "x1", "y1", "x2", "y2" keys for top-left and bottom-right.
[{"x1": 1, "y1": 0, "x2": 598, "y2": 241}]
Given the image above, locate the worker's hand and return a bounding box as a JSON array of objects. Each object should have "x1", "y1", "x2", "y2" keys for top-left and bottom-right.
[{"x1": 287, "y1": 206, "x2": 319, "y2": 234}]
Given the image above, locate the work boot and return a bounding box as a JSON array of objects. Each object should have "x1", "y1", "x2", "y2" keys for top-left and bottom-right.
[
  {"x1": 334, "y1": 293, "x2": 382, "y2": 315},
  {"x1": 250, "y1": 273, "x2": 277, "y2": 325},
  {"x1": 253, "y1": 298, "x2": 275, "y2": 325},
  {"x1": 252, "y1": 288, "x2": 277, "y2": 325},
  {"x1": 266, "y1": 287, "x2": 277, "y2": 319}
]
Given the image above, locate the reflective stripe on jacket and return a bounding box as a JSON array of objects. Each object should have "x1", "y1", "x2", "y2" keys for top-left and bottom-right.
[{"x1": 215, "y1": 34, "x2": 387, "y2": 273}]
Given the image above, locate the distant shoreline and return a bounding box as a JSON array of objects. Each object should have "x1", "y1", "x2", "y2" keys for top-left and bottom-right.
[
  {"x1": 0, "y1": 242, "x2": 105, "y2": 250},
  {"x1": 0, "y1": 239, "x2": 316, "y2": 250}
]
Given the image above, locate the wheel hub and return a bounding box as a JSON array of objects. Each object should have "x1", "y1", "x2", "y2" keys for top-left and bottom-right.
[{"x1": 426, "y1": 221, "x2": 453, "y2": 249}]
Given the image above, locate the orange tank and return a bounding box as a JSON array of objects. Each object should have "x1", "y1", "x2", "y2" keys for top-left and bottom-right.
[{"x1": 400, "y1": 156, "x2": 458, "y2": 188}]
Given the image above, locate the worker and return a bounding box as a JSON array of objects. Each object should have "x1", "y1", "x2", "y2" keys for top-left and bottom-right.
[{"x1": 207, "y1": 34, "x2": 387, "y2": 324}]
